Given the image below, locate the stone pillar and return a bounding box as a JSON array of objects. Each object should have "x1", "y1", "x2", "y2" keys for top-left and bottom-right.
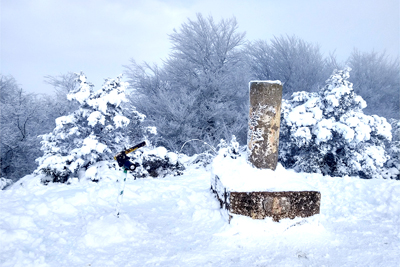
[
  {"x1": 211, "y1": 80, "x2": 321, "y2": 223},
  {"x1": 248, "y1": 81, "x2": 283, "y2": 170}
]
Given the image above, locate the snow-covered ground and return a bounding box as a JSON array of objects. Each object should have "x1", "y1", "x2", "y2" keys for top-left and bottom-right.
[{"x1": 1, "y1": 163, "x2": 399, "y2": 266}]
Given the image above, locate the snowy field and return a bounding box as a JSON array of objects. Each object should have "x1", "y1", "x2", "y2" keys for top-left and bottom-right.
[{"x1": 1, "y1": 164, "x2": 399, "y2": 267}]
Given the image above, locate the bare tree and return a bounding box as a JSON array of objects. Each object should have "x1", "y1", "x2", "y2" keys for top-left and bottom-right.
[
  {"x1": 0, "y1": 75, "x2": 45, "y2": 181},
  {"x1": 44, "y1": 72, "x2": 79, "y2": 118},
  {"x1": 125, "y1": 14, "x2": 250, "y2": 154},
  {"x1": 347, "y1": 50, "x2": 399, "y2": 119},
  {"x1": 246, "y1": 35, "x2": 330, "y2": 98}
]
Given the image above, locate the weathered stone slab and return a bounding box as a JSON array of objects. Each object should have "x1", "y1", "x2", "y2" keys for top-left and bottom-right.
[
  {"x1": 248, "y1": 81, "x2": 283, "y2": 170},
  {"x1": 230, "y1": 191, "x2": 321, "y2": 222},
  {"x1": 211, "y1": 175, "x2": 321, "y2": 222}
]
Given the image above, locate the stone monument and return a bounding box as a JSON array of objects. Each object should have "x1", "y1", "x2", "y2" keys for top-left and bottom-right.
[
  {"x1": 211, "y1": 81, "x2": 321, "y2": 222},
  {"x1": 248, "y1": 81, "x2": 283, "y2": 170}
]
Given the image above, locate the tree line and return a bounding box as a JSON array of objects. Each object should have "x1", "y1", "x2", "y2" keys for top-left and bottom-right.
[{"x1": 1, "y1": 14, "x2": 399, "y2": 183}]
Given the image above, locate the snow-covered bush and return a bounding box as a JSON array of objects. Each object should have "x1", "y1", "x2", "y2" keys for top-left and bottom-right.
[
  {"x1": 186, "y1": 136, "x2": 241, "y2": 168},
  {"x1": 129, "y1": 147, "x2": 185, "y2": 178},
  {"x1": 36, "y1": 73, "x2": 147, "y2": 183},
  {"x1": 383, "y1": 119, "x2": 400, "y2": 180},
  {"x1": 217, "y1": 135, "x2": 241, "y2": 159},
  {"x1": 188, "y1": 152, "x2": 215, "y2": 168},
  {"x1": 279, "y1": 68, "x2": 394, "y2": 179}
]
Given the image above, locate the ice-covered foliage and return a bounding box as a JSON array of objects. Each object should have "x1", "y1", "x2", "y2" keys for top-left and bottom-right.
[
  {"x1": 246, "y1": 35, "x2": 329, "y2": 98},
  {"x1": 279, "y1": 68, "x2": 394, "y2": 179},
  {"x1": 0, "y1": 75, "x2": 50, "y2": 182},
  {"x1": 187, "y1": 136, "x2": 241, "y2": 168},
  {"x1": 347, "y1": 50, "x2": 400, "y2": 119},
  {"x1": 383, "y1": 119, "x2": 400, "y2": 180},
  {"x1": 217, "y1": 135, "x2": 241, "y2": 159},
  {"x1": 125, "y1": 14, "x2": 249, "y2": 155},
  {"x1": 188, "y1": 152, "x2": 216, "y2": 168},
  {"x1": 127, "y1": 146, "x2": 185, "y2": 178},
  {"x1": 36, "y1": 73, "x2": 144, "y2": 183}
]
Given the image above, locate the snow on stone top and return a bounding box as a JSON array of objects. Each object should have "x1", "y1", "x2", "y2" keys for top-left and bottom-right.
[
  {"x1": 249, "y1": 80, "x2": 282, "y2": 85},
  {"x1": 212, "y1": 151, "x2": 316, "y2": 192}
]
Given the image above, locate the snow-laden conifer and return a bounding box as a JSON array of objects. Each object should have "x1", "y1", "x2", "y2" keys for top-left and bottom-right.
[
  {"x1": 279, "y1": 68, "x2": 394, "y2": 179},
  {"x1": 36, "y1": 73, "x2": 135, "y2": 183},
  {"x1": 383, "y1": 119, "x2": 400, "y2": 180}
]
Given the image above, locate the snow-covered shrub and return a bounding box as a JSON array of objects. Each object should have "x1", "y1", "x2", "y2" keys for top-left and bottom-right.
[
  {"x1": 129, "y1": 146, "x2": 185, "y2": 178},
  {"x1": 217, "y1": 135, "x2": 241, "y2": 159},
  {"x1": 188, "y1": 152, "x2": 215, "y2": 168},
  {"x1": 188, "y1": 136, "x2": 242, "y2": 168},
  {"x1": 36, "y1": 73, "x2": 148, "y2": 183},
  {"x1": 383, "y1": 119, "x2": 400, "y2": 180},
  {"x1": 279, "y1": 68, "x2": 394, "y2": 179}
]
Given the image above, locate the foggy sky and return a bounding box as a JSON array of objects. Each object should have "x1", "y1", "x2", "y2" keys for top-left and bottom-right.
[{"x1": 1, "y1": 0, "x2": 399, "y2": 94}]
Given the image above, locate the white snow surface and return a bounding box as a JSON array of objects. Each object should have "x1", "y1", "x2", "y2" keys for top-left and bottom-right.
[
  {"x1": 212, "y1": 152, "x2": 316, "y2": 192},
  {"x1": 113, "y1": 114, "x2": 130, "y2": 128},
  {"x1": 87, "y1": 111, "x2": 105, "y2": 127},
  {"x1": 1, "y1": 164, "x2": 400, "y2": 266},
  {"x1": 0, "y1": 177, "x2": 13, "y2": 190},
  {"x1": 250, "y1": 80, "x2": 282, "y2": 85}
]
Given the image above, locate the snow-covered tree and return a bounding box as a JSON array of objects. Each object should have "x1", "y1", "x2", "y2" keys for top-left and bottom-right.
[
  {"x1": 36, "y1": 73, "x2": 140, "y2": 183},
  {"x1": 44, "y1": 72, "x2": 80, "y2": 119},
  {"x1": 246, "y1": 35, "x2": 330, "y2": 98},
  {"x1": 347, "y1": 50, "x2": 399, "y2": 119},
  {"x1": 125, "y1": 14, "x2": 249, "y2": 155},
  {"x1": 383, "y1": 119, "x2": 400, "y2": 180},
  {"x1": 279, "y1": 68, "x2": 394, "y2": 179},
  {"x1": 0, "y1": 75, "x2": 47, "y2": 182}
]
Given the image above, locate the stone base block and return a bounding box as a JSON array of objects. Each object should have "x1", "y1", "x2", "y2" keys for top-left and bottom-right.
[{"x1": 211, "y1": 175, "x2": 321, "y2": 222}]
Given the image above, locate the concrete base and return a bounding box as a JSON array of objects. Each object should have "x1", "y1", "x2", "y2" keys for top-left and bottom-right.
[{"x1": 211, "y1": 175, "x2": 321, "y2": 222}]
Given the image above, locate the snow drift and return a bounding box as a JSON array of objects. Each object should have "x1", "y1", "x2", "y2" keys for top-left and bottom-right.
[{"x1": 1, "y1": 161, "x2": 399, "y2": 266}]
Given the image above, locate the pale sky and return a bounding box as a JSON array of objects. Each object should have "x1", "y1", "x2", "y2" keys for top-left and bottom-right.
[{"x1": 1, "y1": 0, "x2": 399, "y2": 94}]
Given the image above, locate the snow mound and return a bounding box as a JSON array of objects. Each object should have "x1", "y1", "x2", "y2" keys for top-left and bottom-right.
[
  {"x1": 84, "y1": 214, "x2": 148, "y2": 248},
  {"x1": 212, "y1": 150, "x2": 316, "y2": 192},
  {"x1": 1, "y1": 163, "x2": 400, "y2": 266}
]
